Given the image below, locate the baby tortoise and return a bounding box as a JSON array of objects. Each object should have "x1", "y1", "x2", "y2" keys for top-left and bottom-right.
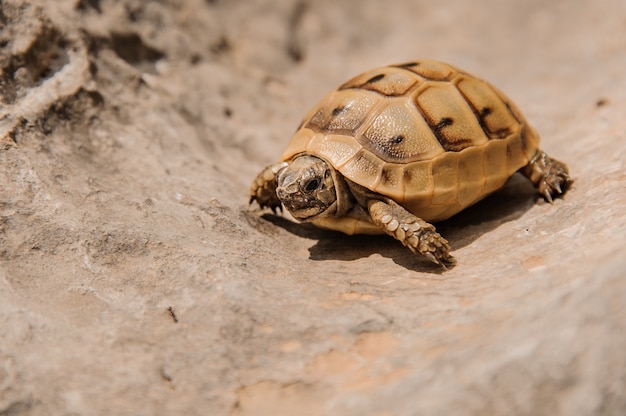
[{"x1": 250, "y1": 60, "x2": 570, "y2": 267}]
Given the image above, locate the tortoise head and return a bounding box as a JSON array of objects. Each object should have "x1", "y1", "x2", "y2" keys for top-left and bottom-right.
[{"x1": 276, "y1": 155, "x2": 342, "y2": 221}]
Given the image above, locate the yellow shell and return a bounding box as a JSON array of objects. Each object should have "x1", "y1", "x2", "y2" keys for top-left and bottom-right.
[{"x1": 281, "y1": 60, "x2": 540, "y2": 231}]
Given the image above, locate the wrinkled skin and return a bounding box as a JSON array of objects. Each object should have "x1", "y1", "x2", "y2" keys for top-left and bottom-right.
[{"x1": 276, "y1": 156, "x2": 338, "y2": 221}]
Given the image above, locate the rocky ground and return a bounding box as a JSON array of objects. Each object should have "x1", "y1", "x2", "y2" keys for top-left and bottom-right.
[{"x1": 1, "y1": 0, "x2": 625, "y2": 415}]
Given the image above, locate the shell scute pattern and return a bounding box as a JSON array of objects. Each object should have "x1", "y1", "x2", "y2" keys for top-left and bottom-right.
[
  {"x1": 281, "y1": 60, "x2": 541, "y2": 221},
  {"x1": 394, "y1": 60, "x2": 456, "y2": 81},
  {"x1": 340, "y1": 149, "x2": 385, "y2": 190},
  {"x1": 431, "y1": 153, "x2": 459, "y2": 205},
  {"x1": 361, "y1": 100, "x2": 443, "y2": 163},
  {"x1": 378, "y1": 163, "x2": 405, "y2": 197},
  {"x1": 456, "y1": 146, "x2": 485, "y2": 205},
  {"x1": 339, "y1": 67, "x2": 421, "y2": 96},
  {"x1": 413, "y1": 83, "x2": 489, "y2": 151},
  {"x1": 454, "y1": 76, "x2": 520, "y2": 139},
  {"x1": 401, "y1": 161, "x2": 433, "y2": 205},
  {"x1": 305, "y1": 89, "x2": 379, "y2": 135},
  {"x1": 482, "y1": 139, "x2": 509, "y2": 192},
  {"x1": 313, "y1": 134, "x2": 362, "y2": 168}
]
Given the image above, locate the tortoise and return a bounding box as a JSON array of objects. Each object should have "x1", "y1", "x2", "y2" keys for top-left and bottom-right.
[{"x1": 250, "y1": 60, "x2": 570, "y2": 267}]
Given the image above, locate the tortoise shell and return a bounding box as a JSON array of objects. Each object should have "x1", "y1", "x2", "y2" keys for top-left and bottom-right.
[{"x1": 280, "y1": 60, "x2": 540, "y2": 223}]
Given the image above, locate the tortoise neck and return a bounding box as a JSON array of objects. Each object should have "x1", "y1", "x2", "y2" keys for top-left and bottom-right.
[{"x1": 330, "y1": 169, "x2": 356, "y2": 217}]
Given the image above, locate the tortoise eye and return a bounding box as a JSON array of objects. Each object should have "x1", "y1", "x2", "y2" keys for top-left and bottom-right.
[{"x1": 304, "y1": 178, "x2": 321, "y2": 192}]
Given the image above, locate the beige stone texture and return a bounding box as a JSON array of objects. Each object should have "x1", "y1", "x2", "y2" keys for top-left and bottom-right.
[{"x1": 1, "y1": 0, "x2": 625, "y2": 414}]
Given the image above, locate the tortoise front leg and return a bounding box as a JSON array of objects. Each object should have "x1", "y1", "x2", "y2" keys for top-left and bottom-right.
[
  {"x1": 521, "y1": 150, "x2": 571, "y2": 203},
  {"x1": 368, "y1": 199, "x2": 454, "y2": 268},
  {"x1": 249, "y1": 162, "x2": 288, "y2": 213}
]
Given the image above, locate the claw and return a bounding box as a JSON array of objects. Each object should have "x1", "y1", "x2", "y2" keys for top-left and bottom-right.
[
  {"x1": 543, "y1": 188, "x2": 554, "y2": 204},
  {"x1": 424, "y1": 251, "x2": 439, "y2": 265},
  {"x1": 423, "y1": 251, "x2": 454, "y2": 270},
  {"x1": 440, "y1": 255, "x2": 456, "y2": 270},
  {"x1": 554, "y1": 182, "x2": 562, "y2": 194},
  {"x1": 250, "y1": 162, "x2": 287, "y2": 213},
  {"x1": 522, "y1": 151, "x2": 571, "y2": 203}
]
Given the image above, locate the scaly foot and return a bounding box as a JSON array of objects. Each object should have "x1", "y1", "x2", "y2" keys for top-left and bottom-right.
[
  {"x1": 368, "y1": 199, "x2": 454, "y2": 268},
  {"x1": 249, "y1": 162, "x2": 288, "y2": 212},
  {"x1": 521, "y1": 150, "x2": 571, "y2": 203}
]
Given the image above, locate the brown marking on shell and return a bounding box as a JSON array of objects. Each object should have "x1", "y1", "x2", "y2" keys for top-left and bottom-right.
[
  {"x1": 304, "y1": 90, "x2": 379, "y2": 135},
  {"x1": 376, "y1": 163, "x2": 405, "y2": 200},
  {"x1": 365, "y1": 74, "x2": 385, "y2": 84},
  {"x1": 454, "y1": 75, "x2": 521, "y2": 139},
  {"x1": 489, "y1": 85, "x2": 525, "y2": 124},
  {"x1": 393, "y1": 61, "x2": 420, "y2": 69},
  {"x1": 339, "y1": 67, "x2": 421, "y2": 96},
  {"x1": 504, "y1": 132, "x2": 529, "y2": 176},
  {"x1": 397, "y1": 60, "x2": 455, "y2": 81},
  {"x1": 360, "y1": 100, "x2": 444, "y2": 163},
  {"x1": 295, "y1": 94, "x2": 330, "y2": 132},
  {"x1": 332, "y1": 106, "x2": 346, "y2": 116},
  {"x1": 413, "y1": 83, "x2": 489, "y2": 152}
]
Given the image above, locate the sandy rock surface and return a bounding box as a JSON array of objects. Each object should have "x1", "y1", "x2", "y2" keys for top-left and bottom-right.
[{"x1": 1, "y1": 0, "x2": 625, "y2": 415}]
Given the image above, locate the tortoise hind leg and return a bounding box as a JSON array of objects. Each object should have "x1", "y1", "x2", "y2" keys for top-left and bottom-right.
[
  {"x1": 368, "y1": 199, "x2": 454, "y2": 268},
  {"x1": 521, "y1": 151, "x2": 571, "y2": 203},
  {"x1": 249, "y1": 162, "x2": 288, "y2": 212}
]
